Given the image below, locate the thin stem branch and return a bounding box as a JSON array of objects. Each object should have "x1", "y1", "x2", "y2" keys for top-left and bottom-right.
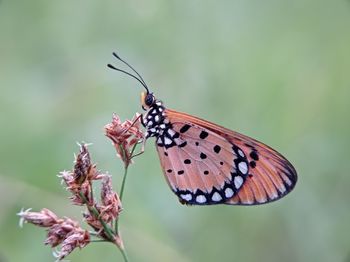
[
  {"x1": 120, "y1": 248, "x2": 129, "y2": 262},
  {"x1": 119, "y1": 160, "x2": 129, "y2": 201},
  {"x1": 118, "y1": 143, "x2": 138, "y2": 201},
  {"x1": 112, "y1": 142, "x2": 140, "y2": 261},
  {"x1": 115, "y1": 143, "x2": 138, "y2": 235}
]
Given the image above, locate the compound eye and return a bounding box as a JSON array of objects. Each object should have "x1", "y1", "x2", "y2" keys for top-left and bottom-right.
[{"x1": 145, "y1": 93, "x2": 155, "y2": 107}]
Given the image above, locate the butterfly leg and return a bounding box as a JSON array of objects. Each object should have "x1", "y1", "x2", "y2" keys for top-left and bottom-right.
[
  {"x1": 130, "y1": 137, "x2": 147, "y2": 159},
  {"x1": 124, "y1": 113, "x2": 143, "y2": 131},
  {"x1": 130, "y1": 113, "x2": 147, "y2": 159}
]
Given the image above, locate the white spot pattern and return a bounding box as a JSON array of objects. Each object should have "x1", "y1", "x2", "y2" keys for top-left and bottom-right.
[
  {"x1": 196, "y1": 195, "x2": 207, "y2": 203},
  {"x1": 238, "y1": 149, "x2": 245, "y2": 157},
  {"x1": 212, "y1": 192, "x2": 222, "y2": 202},
  {"x1": 234, "y1": 176, "x2": 244, "y2": 189},
  {"x1": 238, "y1": 162, "x2": 248, "y2": 174},
  {"x1": 164, "y1": 137, "x2": 172, "y2": 145},
  {"x1": 167, "y1": 129, "x2": 176, "y2": 137},
  {"x1": 180, "y1": 194, "x2": 192, "y2": 201},
  {"x1": 225, "y1": 188, "x2": 234, "y2": 198}
]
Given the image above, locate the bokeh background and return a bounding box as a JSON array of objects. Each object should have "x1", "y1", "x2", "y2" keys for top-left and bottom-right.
[{"x1": 1, "y1": 0, "x2": 350, "y2": 261}]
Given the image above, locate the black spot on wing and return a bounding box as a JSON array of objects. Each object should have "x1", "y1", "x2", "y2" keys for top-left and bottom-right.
[
  {"x1": 178, "y1": 141, "x2": 187, "y2": 148},
  {"x1": 184, "y1": 159, "x2": 191, "y2": 164},
  {"x1": 213, "y1": 145, "x2": 221, "y2": 153},
  {"x1": 199, "y1": 131, "x2": 209, "y2": 139},
  {"x1": 250, "y1": 151, "x2": 259, "y2": 161},
  {"x1": 200, "y1": 153, "x2": 207, "y2": 159},
  {"x1": 250, "y1": 161, "x2": 256, "y2": 168},
  {"x1": 179, "y1": 124, "x2": 191, "y2": 133}
]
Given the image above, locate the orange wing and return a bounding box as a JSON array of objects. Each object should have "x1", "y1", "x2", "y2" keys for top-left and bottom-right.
[
  {"x1": 166, "y1": 109, "x2": 297, "y2": 205},
  {"x1": 156, "y1": 121, "x2": 248, "y2": 205}
]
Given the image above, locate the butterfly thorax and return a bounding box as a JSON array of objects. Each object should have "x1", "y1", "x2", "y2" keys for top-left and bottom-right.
[
  {"x1": 142, "y1": 100, "x2": 186, "y2": 149},
  {"x1": 143, "y1": 99, "x2": 167, "y2": 137}
]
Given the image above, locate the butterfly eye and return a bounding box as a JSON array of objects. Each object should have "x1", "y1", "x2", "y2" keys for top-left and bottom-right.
[{"x1": 145, "y1": 93, "x2": 155, "y2": 107}]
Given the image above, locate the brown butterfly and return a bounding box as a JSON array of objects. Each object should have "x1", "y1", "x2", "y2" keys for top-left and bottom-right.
[{"x1": 108, "y1": 53, "x2": 297, "y2": 205}]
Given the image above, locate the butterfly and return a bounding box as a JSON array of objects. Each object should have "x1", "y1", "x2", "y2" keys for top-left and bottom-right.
[{"x1": 108, "y1": 53, "x2": 297, "y2": 206}]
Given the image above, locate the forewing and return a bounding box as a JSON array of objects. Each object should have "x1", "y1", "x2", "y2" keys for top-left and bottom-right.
[{"x1": 165, "y1": 109, "x2": 297, "y2": 205}]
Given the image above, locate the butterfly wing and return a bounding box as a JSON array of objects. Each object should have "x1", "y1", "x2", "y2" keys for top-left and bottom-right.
[
  {"x1": 157, "y1": 109, "x2": 297, "y2": 205},
  {"x1": 156, "y1": 122, "x2": 249, "y2": 205}
]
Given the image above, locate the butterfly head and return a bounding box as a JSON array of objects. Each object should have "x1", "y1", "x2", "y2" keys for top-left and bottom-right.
[
  {"x1": 107, "y1": 52, "x2": 166, "y2": 135},
  {"x1": 141, "y1": 91, "x2": 156, "y2": 110}
]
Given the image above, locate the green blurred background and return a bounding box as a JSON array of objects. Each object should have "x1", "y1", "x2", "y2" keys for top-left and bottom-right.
[{"x1": 1, "y1": 0, "x2": 350, "y2": 261}]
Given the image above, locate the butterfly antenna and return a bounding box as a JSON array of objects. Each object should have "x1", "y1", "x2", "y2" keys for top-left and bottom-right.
[
  {"x1": 107, "y1": 52, "x2": 150, "y2": 93},
  {"x1": 112, "y1": 52, "x2": 148, "y2": 86}
]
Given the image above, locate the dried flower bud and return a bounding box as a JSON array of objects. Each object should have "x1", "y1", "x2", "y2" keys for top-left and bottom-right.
[
  {"x1": 17, "y1": 208, "x2": 62, "y2": 228},
  {"x1": 59, "y1": 171, "x2": 92, "y2": 205},
  {"x1": 17, "y1": 208, "x2": 89, "y2": 260},
  {"x1": 45, "y1": 218, "x2": 79, "y2": 247},
  {"x1": 45, "y1": 225, "x2": 68, "y2": 247},
  {"x1": 74, "y1": 143, "x2": 100, "y2": 183},
  {"x1": 60, "y1": 144, "x2": 100, "y2": 189},
  {"x1": 100, "y1": 176, "x2": 122, "y2": 222},
  {"x1": 59, "y1": 170, "x2": 76, "y2": 191},
  {"x1": 69, "y1": 183, "x2": 91, "y2": 205},
  {"x1": 83, "y1": 210, "x2": 103, "y2": 231},
  {"x1": 44, "y1": 218, "x2": 87, "y2": 251},
  {"x1": 73, "y1": 143, "x2": 91, "y2": 184},
  {"x1": 105, "y1": 113, "x2": 144, "y2": 165},
  {"x1": 53, "y1": 228, "x2": 90, "y2": 261},
  {"x1": 59, "y1": 144, "x2": 106, "y2": 206}
]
